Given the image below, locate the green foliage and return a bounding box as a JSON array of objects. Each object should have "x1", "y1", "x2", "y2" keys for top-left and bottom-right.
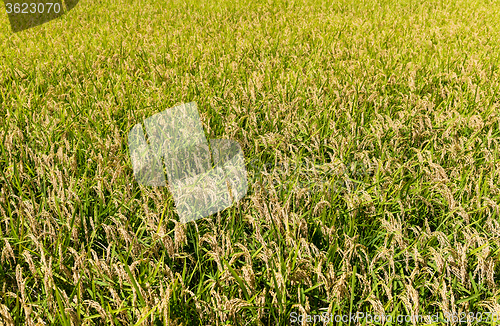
[{"x1": 1, "y1": 0, "x2": 500, "y2": 324}]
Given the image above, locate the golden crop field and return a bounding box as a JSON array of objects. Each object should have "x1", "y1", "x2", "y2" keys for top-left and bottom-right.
[{"x1": 1, "y1": 0, "x2": 500, "y2": 324}]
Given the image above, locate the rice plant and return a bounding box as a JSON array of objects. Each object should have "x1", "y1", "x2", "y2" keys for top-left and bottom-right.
[{"x1": 1, "y1": 0, "x2": 500, "y2": 324}]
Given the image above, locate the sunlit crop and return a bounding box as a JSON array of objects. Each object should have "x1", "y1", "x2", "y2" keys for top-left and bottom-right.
[{"x1": 1, "y1": 0, "x2": 500, "y2": 324}]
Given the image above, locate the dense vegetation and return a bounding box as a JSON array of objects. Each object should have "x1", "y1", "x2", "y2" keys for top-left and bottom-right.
[{"x1": 1, "y1": 0, "x2": 500, "y2": 324}]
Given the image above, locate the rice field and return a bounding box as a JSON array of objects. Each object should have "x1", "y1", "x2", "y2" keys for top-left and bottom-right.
[{"x1": 1, "y1": 0, "x2": 500, "y2": 324}]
